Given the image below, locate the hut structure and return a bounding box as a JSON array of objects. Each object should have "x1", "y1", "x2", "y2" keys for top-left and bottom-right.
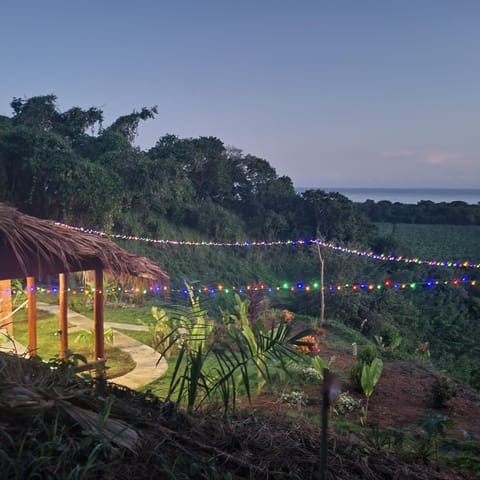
[{"x1": 0, "y1": 203, "x2": 169, "y2": 369}]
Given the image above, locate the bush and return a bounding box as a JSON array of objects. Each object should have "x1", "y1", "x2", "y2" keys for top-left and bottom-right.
[
  {"x1": 350, "y1": 344, "x2": 381, "y2": 392},
  {"x1": 334, "y1": 392, "x2": 362, "y2": 415},
  {"x1": 350, "y1": 362, "x2": 364, "y2": 392},
  {"x1": 431, "y1": 377, "x2": 454, "y2": 408},
  {"x1": 358, "y1": 344, "x2": 380, "y2": 365},
  {"x1": 377, "y1": 322, "x2": 401, "y2": 349}
]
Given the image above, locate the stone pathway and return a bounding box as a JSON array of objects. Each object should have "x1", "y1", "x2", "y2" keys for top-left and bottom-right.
[{"x1": 35, "y1": 302, "x2": 167, "y2": 389}]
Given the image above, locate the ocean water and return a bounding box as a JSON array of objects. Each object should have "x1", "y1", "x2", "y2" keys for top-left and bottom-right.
[{"x1": 315, "y1": 188, "x2": 480, "y2": 205}]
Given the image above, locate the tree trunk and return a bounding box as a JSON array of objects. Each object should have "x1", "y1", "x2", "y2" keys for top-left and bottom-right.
[{"x1": 316, "y1": 241, "x2": 325, "y2": 326}]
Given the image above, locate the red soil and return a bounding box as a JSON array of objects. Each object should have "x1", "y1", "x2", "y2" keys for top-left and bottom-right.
[{"x1": 251, "y1": 340, "x2": 480, "y2": 440}]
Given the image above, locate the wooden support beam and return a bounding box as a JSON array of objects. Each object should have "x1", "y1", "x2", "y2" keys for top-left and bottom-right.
[
  {"x1": 93, "y1": 269, "x2": 105, "y2": 362},
  {"x1": 59, "y1": 273, "x2": 68, "y2": 360},
  {"x1": 26, "y1": 277, "x2": 37, "y2": 357},
  {"x1": 0, "y1": 279, "x2": 13, "y2": 336}
]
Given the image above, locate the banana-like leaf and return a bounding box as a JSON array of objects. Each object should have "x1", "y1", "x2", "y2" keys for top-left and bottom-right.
[{"x1": 361, "y1": 358, "x2": 383, "y2": 398}]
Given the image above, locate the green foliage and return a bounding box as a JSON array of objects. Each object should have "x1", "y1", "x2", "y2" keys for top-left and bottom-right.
[
  {"x1": 324, "y1": 319, "x2": 369, "y2": 351},
  {"x1": 441, "y1": 438, "x2": 480, "y2": 472},
  {"x1": 360, "y1": 357, "x2": 383, "y2": 425},
  {"x1": 74, "y1": 327, "x2": 115, "y2": 346},
  {"x1": 374, "y1": 322, "x2": 402, "y2": 350},
  {"x1": 359, "y1": 424, "x2": 403, "y2": 451},
  {"x1": 361, "y1": 201, "x2": 480, "y2": 226},
  {"x1": 350, "y1": 344, "x2": 381, "y2": 391},
  {"x1": 280, "y1": 390, "x2": 307, "y2": 408},
  {"x1": 361, "y1": 358, "x2": 383, "y2": 399},
  {"x1": 147, "y1": 306, "x2": 178, "y2": 354},
  {"x1": 302, "y1": 189, "x2": 376, "y2": 243},
  {"x1": 431, "y1": 376, "x2": 455, "y2": 409},
  {"x1": 358, "y1": 344, "x2": 379, "y2": 365},
  {"x1": 157, "y1": 290, "x2": 310, "y2": 414},
  {"x1": 349, "y1": 363, "x2": 364, "y2": 393},
  {"x1": 418, "y1": 413, "x2": 453, "y2": 461},
  {"x1": 0, "y1": 93, "x2": 376, "y2": 251},
  {"x1": 333, "y1": 392, "x2": 362, "y2": 416},
  {"x1": 222, "y1": 293, "x2": 250, "y2": 328},
  {"x1": 375, "y1": 223, "x2": 480, "y2": 259},
  {"x1": 0, "y1": 398, "x2": 115, "y2": 479},
  {"x1": 311, "y1": 354, "x2": 336, "y2": 381},
  {"x1": 285, "y1": 363, "x2": 323, "y2": 383},
  {"x1": 46, "y1": 350, "x2": 89, "y2": 374}
]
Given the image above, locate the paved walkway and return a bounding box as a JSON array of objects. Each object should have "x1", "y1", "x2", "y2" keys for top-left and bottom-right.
[
  {"x1": 0, "y1": 332, "x2": 28, "y2": 355},
  {"x1": 35, "y1": 302, "x2": 168, "y2": 389}
]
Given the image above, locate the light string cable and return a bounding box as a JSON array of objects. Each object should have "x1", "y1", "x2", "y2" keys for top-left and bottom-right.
[
  {"x1": 56, "y1": 222, "x2": 480, "y2": 271},
  {"x1": 5, "y1": 276, "x2": 478, "y2": 298}
]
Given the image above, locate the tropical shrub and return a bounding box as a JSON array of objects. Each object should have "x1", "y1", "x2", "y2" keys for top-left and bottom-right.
[
  {"x1": 281, "y1": 390, "x2": 307, "y2": 408},
  {"x1": 431, "y1": 376, "x2": 455, "y2": 409},
  {"x1": 360, "y1": 357, "x2": 383, "y2": 425},
  {"x1": 311, "y1": 354, "x2": 336, "y2": 381},
  {"x1": 350, "y1": 344, "x2": 380, "y2": 391},
  {"x1": 418, "y1": 413, "x2": 453, "y2": 461},
  {"x1": 374, "y1": 321, "x2": 402, "y2": 350},
  {"x1": 156, "y1": 290, "x2": 312, "y2": 414},
  {"x1": 334, "y1": 392, "x2": 362, "y2": 416},
  {"x1": 74, "y1": 327, "x2": 115, "y2": 346},
  {"x1": 358, "y1": 344, "x2": 380, "y2": 364}
]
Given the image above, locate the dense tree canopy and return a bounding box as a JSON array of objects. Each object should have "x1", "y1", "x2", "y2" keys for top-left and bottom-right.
[
  {"x1": 358, "y1": 199, "x2": 480, "y2": 225},
  {"x1": 0, "y1": 95, "x2": 376, "y2": 242}
]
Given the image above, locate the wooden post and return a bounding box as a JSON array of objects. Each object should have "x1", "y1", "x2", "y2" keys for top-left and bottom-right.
[
  {"x1": 59, "y1": 273, "x2": 68, "y2": 360},
  {"x1": 319, "y1": 368, "x2": 330, "y2": 480},
  {"x1": 319, "y1": 369, "x2": 342, "y2": 480},
  {"x1": 26, "y1": 277, "x2": 37, "y2": 357},
  {"x1": 0, "y1": 279, "x2": 13, "y2": 336},
  {"x1": 93, "y1": 269, "x2": 105, "y2": 362}
]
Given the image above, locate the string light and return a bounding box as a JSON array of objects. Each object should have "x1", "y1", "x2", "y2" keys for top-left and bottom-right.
[
  {"x1": 4, "y1": 277, "x2": 477, "y2": 299},
  {"x1": 56, "y1": 222, "x2": 480, "y2": 270}
]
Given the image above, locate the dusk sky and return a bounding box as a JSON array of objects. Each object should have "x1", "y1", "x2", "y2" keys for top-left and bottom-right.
[{"x1": 1, "y1": 0, "x2": 479, "y2": 189}]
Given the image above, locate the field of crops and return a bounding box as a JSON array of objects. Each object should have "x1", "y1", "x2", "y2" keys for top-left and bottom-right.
[{"x1": 375, "y1": 223, "x2": 480, "y2": 262}]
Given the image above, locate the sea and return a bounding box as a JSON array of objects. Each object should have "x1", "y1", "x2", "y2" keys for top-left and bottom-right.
[{"x1": 298, "y1": 188, "x2": 480, "y2": 205}]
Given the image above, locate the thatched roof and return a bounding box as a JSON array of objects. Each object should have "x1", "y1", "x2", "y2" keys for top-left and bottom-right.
[{"x1": 0, "y1": 203, "x2": 169, "y2": 282}]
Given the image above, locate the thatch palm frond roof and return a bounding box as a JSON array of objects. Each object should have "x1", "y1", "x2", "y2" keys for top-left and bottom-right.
[{"x1": 0, "y1": 203, "x2": 169, "y2": 282}]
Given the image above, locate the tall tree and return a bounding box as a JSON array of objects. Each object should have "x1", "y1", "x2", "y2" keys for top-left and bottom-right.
[{"x1": 107, "y1": 106, "x2": 157, "y2": 143}]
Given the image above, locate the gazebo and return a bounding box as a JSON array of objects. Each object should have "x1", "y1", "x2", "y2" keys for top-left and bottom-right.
[{"x1": 0, "y1": 203, "x2": 169, "y2": 367}]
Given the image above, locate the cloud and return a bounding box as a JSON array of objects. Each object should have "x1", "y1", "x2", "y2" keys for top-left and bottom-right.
[{"x1": 380, "y1": 149, "x2": 462, "y2": 166}]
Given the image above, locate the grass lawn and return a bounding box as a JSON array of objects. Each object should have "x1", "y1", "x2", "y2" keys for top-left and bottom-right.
[
  {"x1": 70, "y1": 302, "x2": 156, "y2": 326},
  {"x1": 32, "y1": 293, "x2": 160, "y2": 326},
  {"x1": 116, "y1": 328, "x2": 153, "y2": 347},
  {"x1": 12, "y1": 309, "x2": 136, "y2": 378},
  {"x1": 140, "y1": 349, "x2": 298, "y2": 404},
  {"x1": 139, "y1": 356, "x2": 175, "y2": 399}
]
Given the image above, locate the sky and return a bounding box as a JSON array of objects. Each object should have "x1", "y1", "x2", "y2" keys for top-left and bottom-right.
[{"x1": 1, "y1": 0, "x2": 480, "y2": 189}]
